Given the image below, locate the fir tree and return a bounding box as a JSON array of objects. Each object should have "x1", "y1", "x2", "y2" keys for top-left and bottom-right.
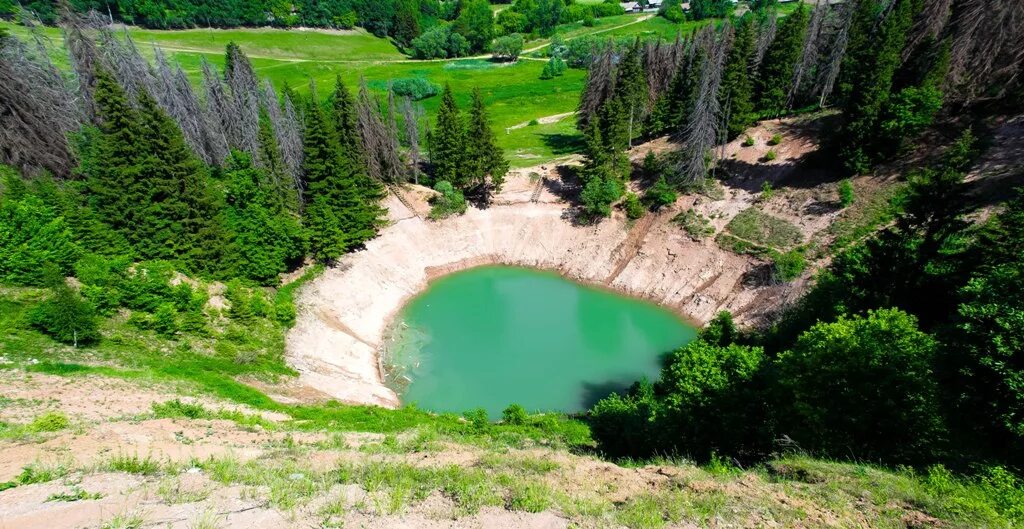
[
  {"x1": 223, "y1": 151, "x2": 306, "y2": 285},
  {"x1": 134, "y1": 91, "x2": 227, "y2": 275},
  {"x1": 755, "y1": 3, "x2": 810, "y2": 117},
  {"x1": 464, "y1": 88, "x2": 509, "y2": 197},
  {"x1": 330, "y1": 75, "x2": 365, "y2": 166},
  {"x1": 720, "y1": 19, "x2": 757, "y2": 140},
  {"x1": 87, "y1": 69, "x2": 145, "y2": 246},
  {"x1": 302, "y1": 81, "x2": 384, "y2": 260},
  {"x1": 29, "y1": 281, "x2": 100, "y2": 347},
  {"x1": 257, "y1": 111, "x2": 300, "y2": 214},
  {"x1": 610, "y1": 39, "x2": 650, "y2": 148},
  {"x1": 429, "y1": 84, "x2": 467, "y2": 188},
  {"x1": 836, "y1": 0, "x2": 918, "y2": 172}
]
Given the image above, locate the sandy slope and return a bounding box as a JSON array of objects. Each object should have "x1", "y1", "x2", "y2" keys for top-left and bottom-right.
[{"x1": 285, "y1": 128, "x2": 821, "y2": 407}]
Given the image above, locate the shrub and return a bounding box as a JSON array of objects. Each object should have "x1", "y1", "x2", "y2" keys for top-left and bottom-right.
[
  {"x1": 773, "y1": 248, "x2": 806, "y2": 282},
  {"x1": 643, "y1": 176, "x2": 677, "y2": 211},
  {"x1": 581, "y1": 176, "x2": 623, "y2": 218},
  {"x1": 152, "y1": 303, "x2": 179, "y2": 338},
  {"x1": 429, "y1": 181, "x2": 468, "y2": 220},
  {"x1": 464, "y1": 408, "x2": 489, "y2": 432},
  {"x1": 672, "y1": 209, "x2": 714, "y2": 239},
  {"x1": 838, "y1": 179, "x2": 855, "y2": 207},
  {"x1": 760, "y1": 181, "x2": 774, "y2": 201},
  {"x1": 28, "y1": 284, "x2": 100, "y2": 346},
  {"x1": 389, "y1": 78, "x2": 440, "y2": 101},
  {"x1": 492, "y1": 34, "x2": 524, "y2": 62},
  {"x1": 776, "y1": 308, "x2": 946, "y2": 464},
  {"x1": 0, "y1": 194, "x2": 80, "y2": 286},
  {"x1": 742, "y1": 135, "x2": 755, "y2": 147},
  {"x1": 622, "y1": 192, "x2": 644, "y2": 219},
  {"x1": 502, "y1": 404, "x2": 528, "y2": 425},
  {"x1": 763, "y1": 149, "x2": 777, "y2": 162},
  {"x1": 28, "y1": 412, "x2": 69, "y2": 432},
  {"x1": 767, "y1": 133, "x2": 782, "y2": 146}
]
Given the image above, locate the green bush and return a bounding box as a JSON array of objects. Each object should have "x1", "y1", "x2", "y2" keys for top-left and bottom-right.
[
  {"x1": 581, "y1": 175, "x2": 623, "y2": 218},
  {"x1": 28, "y1": 412, "x2": 69, "y2": 432},
  {"x1": 152, "y1": 303, "x2": 179, "y2": 338},
  {"x1": 429, "y1": 181, "x2": 468, "y2": 220},
  {"x1": 389, "y1": 78, "x2": 441, "y2": 101},
  {"x1": 622, "y1": 192, "x2": 644, "y2": 220},
  {"x1": 502, "y1": 404, "x2": 528, "y2": 425},
  {"x1": 760, "y1": 181, "x2": 774, "y2": 201},
  {"x1": 763, "y1": 150, "x2": 778, "y2": 162},
  {"x1": 0, "y1": 194, "x2": 80, "y2": 286},
  {"x1": 768, "y1": 133, "x2": 782, "y2": 146},
  {"x1": 838, "y1": 179, "x2": 855, "y2": 207},
  {"x1": 773, "y1": 248, "x2": 806, "y2": 282},
  {"x1": 742, "y1": 135, "x2": 755, "y2": 147},
  {"x1": 492, "y1": 34, "x2": 524, "y2": 62},
  {"x1": 776, "y1": 309, "x2": 946, "y2": 464},
  {"x1": 28, "y1": 284, "x2": 100, "y2": 346},
  {"x1": 671, "y1": 209, "x2": 714, "y2": 239},
  {"x1": 643, "y1": 176, "x2": 677, "y2": 211}
]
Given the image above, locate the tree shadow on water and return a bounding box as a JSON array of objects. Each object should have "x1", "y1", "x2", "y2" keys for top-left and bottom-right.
[{"x1": 578, "y1": 378, "x2": 637, "y2": 410}]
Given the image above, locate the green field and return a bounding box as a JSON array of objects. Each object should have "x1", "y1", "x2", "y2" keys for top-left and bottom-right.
[{"x1": 0, "y1": 5, "x2": 798, "y2": 167}]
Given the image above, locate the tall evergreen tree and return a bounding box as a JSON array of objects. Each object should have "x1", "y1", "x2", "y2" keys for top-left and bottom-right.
[
  {"x1": 257, "y1": 111, "x2": 300, "y2": 214},
  {"x1": 464, "y1": 87, "x2": 509, "y2": 197},
  {"x1": 755, "y1": 3, "x2": 810, "y2": 117},
  {"x1": 134, "y1": 91, "x2": 227, "y2": 274},
  {"x1": 429, "y1": 84, "x2": 466, "y2": 187},
  {"x1": 302, "y1": 81, "x2": 384, "y2": 260},
  {"x1": 835, "y1": 0, "x2": 918, "y2": 172},
  {"x1": 719, "y1": 19, "x2": 756, "y2": 140},
  {"x1": 330, "y1": 75, "x2": 365, "y2": 166},
  {"x1": 223, "y1": 151, "x2": 306, "y2": 285},
  {"x1": 610, "y1": 39, "x2": 650, "y2": 148}
]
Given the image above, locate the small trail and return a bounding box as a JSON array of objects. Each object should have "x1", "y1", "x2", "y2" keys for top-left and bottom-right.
[
  {"x1": 522, "y1": 14, "x2": 654, "y2": 54},
  {"x1": 604, "y1": 211, "x2": 660, "y2": 285},
  {"x1": 530, "y1": 177, "x2": 546, "y2": 203},
  {"x1": 390, "y1": 186, "x2": 422, "y2": 220},
  {"x1": 507, "y1": 111, "x2": 576, "y2": 132}
]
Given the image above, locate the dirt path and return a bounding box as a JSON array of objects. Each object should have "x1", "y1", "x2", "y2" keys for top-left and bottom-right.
[
  {"x1": 604, "y1": 211, "x2": 660, "y2": 285},
  {"x1": 522, "y1": 15, "x2": 655, "y2": 54},
  {"x1": 506, "y1": 112, "x2": 576, "y2": 132}
]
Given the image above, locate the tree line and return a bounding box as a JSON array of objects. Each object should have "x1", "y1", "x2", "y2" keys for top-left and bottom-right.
[
  {"x1": 0, "y1": 12, "x2": 508, "y2": 288},
  {"x1": 3, "y1": 0, "x2": 627, "y2": 59},
  {"x1": 572, "y1": 0, "x2": 1023, "y2": 217}
]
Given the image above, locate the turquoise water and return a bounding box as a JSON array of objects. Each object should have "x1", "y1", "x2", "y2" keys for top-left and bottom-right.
[{"x1": 387, "y1": 266, "x2": 697, "y2": 417}]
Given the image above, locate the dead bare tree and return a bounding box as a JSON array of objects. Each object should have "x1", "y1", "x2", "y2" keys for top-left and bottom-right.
[
  {"x1": 677, "y1": 29, "x2": 728, "y2": 186},
  {"x1": 263, "y1": 80, "x2": 304, "y2": 194},
  {"x1": 0, "y1": 29, "x2": 80, "y2": 176},
  {"x1": 400, "y1": 96, "x2": 424, "y2": 185},
  {"x1": 946, "y1": 0, "x2": 1024, "y2": 100},
  {"x1": 199, "y1": 58, "x2": 233, "y2": 164},
  {"x1": 60, "y1": 9, "x2": 106, "y2": 123},
  {"x1": 356, "y1": 80, "x2": 404, "y2": 183},
  {"x1": 577, "y1": 43, "x2": 616, "y2": 128},
  {"x1": 150, "y1": 46, "x2": 213, "y2": 164},
  {"x1": 815, "y1": 1, "x2": 855, "y2": 107},
  {"x1": 98, "y1": 29, "x2": 156, "y2": 103},
  {"x1": 224, "y1": 45, "x2": 261, "y2": 162},
  {"x1": 787, "y1": 0, "x2": 829, "y2": 110},
  {"x1": 753, "y1": 12, "x2": 778, "y2": 68}
]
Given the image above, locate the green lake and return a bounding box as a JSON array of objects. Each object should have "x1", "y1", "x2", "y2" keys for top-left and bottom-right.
[{"x1": 386, "y1": 266, "x2": 698, "y2": 417}]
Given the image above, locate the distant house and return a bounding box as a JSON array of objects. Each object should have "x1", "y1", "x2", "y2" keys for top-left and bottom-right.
[{"x1": 620, "y1": 0, "x2": 661, "y2": 12}]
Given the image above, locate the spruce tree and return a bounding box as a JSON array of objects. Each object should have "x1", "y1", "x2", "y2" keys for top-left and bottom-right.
[
  {"x1": 664, "y1": 49, "x2": 706, "y2": 135},
  {"x1": 87, "y1": 69, "x2": 145, "y2": 246},
  {"x1": 330, "y1": 75, "x2": 365, "y2": 166},
  {"x1": 429, "y1": 84, "x2": 466, "y2": 188},
  {"x1": 720, "y1": 19, "x2": 756, "y2": 140},
  {"x1": 836, "y1": 0, "x2": 918, "y2": 172},
  {"x1": 755, "y1": 4, "x2": 810, "y2": 117},
  {"x1": 257, "y1": 111, "x2": 300, "y2": 214},
  {"x1": 302, "y1": 82, "x2": 385, "y2": 260},
  {"x1": 135, "y1": 91, "x2": 228, "y2": 274},
  {"x1": 610, "y1": 39, "x2": 650, "y2": 148},
  {"x1": 464, "y1": 87, "x2": 509, "y2": 197},
  {"x1": 224, "y1": 151, "x2": 306, "y2": 285}
]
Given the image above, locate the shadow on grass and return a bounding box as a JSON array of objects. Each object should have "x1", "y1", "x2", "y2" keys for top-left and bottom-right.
[{"x1": 540, "y1": 132, "x2": 585, "y2": 156}]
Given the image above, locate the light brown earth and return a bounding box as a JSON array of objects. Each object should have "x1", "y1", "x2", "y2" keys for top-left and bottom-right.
[
  {"x1": 286, "y1": 115, "x2": 852, "y2": 408},
  {"x1": 0, "y1": 370, "x2": 942, "y2": 529}
]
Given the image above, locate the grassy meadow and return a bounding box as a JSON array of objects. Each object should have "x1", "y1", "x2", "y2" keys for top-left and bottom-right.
[{"x1": 0, "y1": 4, "x2": 798, "y2": 168}]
